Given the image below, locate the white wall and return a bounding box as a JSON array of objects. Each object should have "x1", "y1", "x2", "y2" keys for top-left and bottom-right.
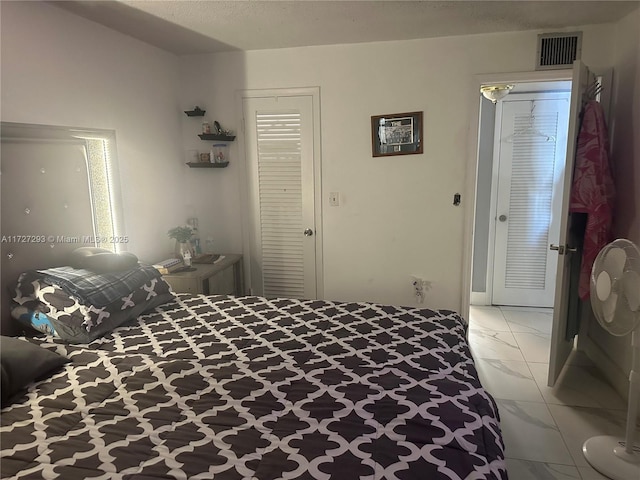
[
  {"x1": 610, "y1": 8, "x2": 640, "y2": 246},
  {"x1": 1, "y1": 1, "x2": 183, "y2": 264},
  {"x1": 180, "y1": 23, "x2": 615, "y2": 312},
  {"x1": 583, "y1": 7, "x2": 640, "y2": 398},
  {"x1": 178, "y1": 54, "x2": 247, "y2": 258}
]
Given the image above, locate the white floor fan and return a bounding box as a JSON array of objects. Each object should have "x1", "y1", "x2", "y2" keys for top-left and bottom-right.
[{"x1": 582, "y1": 238, "x2": 640, "y2": 480}]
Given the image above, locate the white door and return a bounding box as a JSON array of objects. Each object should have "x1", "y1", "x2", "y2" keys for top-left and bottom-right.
[
  {"x1": 243, "y1": 94, "x2": 319, "y2": 299},
  {"x1": 548, "y1": 61, "x2": 596, "y2": 386},
  {"x1": 492, "y1": 94, "x2": 570, "y2": 307}
]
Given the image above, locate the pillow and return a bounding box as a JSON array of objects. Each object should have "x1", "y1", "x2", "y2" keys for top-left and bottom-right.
[
  {"x1": 11, "y1": 271, "x2": 175, "y2": 343},
  {"x1": 0, "y1": 336, "x2": 69, "y2": 406},
  {"x1": 10, "y1": 307, "x2": 56, "y2": 336},
  {"x1": 69, "y1": 247, "x2": 139, "y2": 273}
]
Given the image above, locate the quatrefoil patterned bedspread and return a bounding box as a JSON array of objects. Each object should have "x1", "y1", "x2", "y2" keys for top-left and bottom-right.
[{"x1": 1, "y1": 295, "x2": 507, "y2": 480}]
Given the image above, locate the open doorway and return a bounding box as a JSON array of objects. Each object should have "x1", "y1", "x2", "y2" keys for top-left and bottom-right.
[
  {"x1": 467, "y1": 78, "x2": 572, "y2": 373},
  {"x1": 468, "y1": 79, "x2": 572, "y2": 376},
  {"x1": 464, "y1": 63, "x2": 611, "y2": 388},
  {"x1": 471, "y1": 81, "x2": 572, "y2": 309}
]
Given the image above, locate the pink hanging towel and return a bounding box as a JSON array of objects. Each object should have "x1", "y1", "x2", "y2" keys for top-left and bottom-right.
[{"x1": 569, "y1": 100, "x2": 615, "y2": 300}]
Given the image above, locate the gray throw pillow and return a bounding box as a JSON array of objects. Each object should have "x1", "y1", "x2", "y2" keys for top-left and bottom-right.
[
  {"x1": 0, "y1": 336, "x2": 69, "y2": 406},
  {"x1": 69, "y1": 247, "x2": 139, "y2": 273}
]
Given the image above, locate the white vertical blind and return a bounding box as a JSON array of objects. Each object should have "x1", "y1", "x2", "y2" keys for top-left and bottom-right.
[
  {"x1": 256, "y1": 112, "x2": 305, "y2": 298},
  {"x1": 504, "y1": 112, "x2": 559, "y2": 289}
]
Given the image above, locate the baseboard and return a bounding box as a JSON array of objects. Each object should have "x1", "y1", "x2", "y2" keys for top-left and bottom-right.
[{"x1": 470, "y1": 291, "x2": 489, "y2": 306}]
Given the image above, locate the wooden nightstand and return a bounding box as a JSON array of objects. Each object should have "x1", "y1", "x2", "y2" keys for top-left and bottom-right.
[{"x1": 162, "y1": 254, "x2": 243, "y2": 295}]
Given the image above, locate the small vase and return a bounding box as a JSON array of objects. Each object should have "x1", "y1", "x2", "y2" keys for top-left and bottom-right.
[{"x1": 175, "y1": 241, "x2": 194, "y2": 261}]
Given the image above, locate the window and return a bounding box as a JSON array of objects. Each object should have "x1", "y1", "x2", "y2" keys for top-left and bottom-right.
[
  {"x1": 76, "y1": 132, "x2": 123, "y2": 252},
  {"x1": 1, "y1": 122, "x2": 124, "y2": 253}
]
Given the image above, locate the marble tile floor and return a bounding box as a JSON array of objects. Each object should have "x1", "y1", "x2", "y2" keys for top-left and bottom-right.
[{"x1": 468, "y1": 305, "x2": 634, "y2": 480}]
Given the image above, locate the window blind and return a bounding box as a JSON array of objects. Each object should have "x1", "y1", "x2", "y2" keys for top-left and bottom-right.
[{"x1": 256, "y1": 112, "x2": 305, "y2": 298}]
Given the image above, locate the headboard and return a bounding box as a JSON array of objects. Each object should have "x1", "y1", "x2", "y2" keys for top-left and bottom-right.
[{"x1": 1, "y1": 123, "x2": 112, "y2": 335}]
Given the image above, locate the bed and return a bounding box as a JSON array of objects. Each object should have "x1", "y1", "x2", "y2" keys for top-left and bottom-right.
[{"x1": 1, "y1": 265, "x2": 507, "y2": 480}]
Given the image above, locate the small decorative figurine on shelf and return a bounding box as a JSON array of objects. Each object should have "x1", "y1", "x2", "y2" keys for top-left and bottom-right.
[
  {"x1": 211, "y1": 144, "x2": 228, "y2": 163},
  {"x1": 212, "y1": 121, "x2": 234, "y2": 137}
]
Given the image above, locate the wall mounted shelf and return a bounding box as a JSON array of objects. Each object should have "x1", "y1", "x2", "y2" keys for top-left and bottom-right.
[
  {"x1": 198, "y1": 134, "x2": 236, "y2": 141},
  {"x1": 184, "y1": 107, "x2": 206, "y2": 117},
  {"x1": 186, "y1": 162, "x2": 229, "y2": 168}
]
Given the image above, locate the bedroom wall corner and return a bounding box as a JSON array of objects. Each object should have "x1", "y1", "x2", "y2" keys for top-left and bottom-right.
[
  {"x1": 176, "y1": 52, "x2": 247, "y2": 257},
  {"x1": 583, "y1": 6, "x2": 640, "y2": 400},
  {"x1": 610, "y1": 7, "x2": 640, "y2": 246},
  {"x1": 0, "y1": 1, "x2": 184, "y2": 269}
]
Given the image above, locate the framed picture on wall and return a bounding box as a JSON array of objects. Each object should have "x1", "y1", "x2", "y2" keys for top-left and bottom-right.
[{"x1": 371, "y1": 111, "x2": 423, "y2": 157}]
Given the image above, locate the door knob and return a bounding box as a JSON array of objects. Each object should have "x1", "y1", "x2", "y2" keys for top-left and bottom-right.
[
  {"x1": 550, "y1": 244, "x2": 564, "y2": 254},
  {"x1": 304, "y1": 228, "x2": 314, "y2": 236},
  {"x1": 550, "y1": 244, "x2": 577, "y2": 255},
  {"x1": 499, "y1": 215, "x2": 507, "y2": 222}
]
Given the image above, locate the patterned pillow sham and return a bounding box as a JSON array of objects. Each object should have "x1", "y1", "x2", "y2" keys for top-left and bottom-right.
[{"x1": 11, "y1": 270, "x2": 175, "y2": 343}]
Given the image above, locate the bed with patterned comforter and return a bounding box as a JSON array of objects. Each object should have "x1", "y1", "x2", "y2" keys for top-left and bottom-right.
[{"x1": 1, "y1": 294, "x2": 507, "y2": 479}]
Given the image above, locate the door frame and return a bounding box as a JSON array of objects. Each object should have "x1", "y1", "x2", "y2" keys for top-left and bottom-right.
[
  {"x1": 463, "y1": 69, "x2": 573, "y2": 320},
  {"x1": 235, "y1": 87, "x2": 324, "y2": 298},
  {"x1": 488, "y1": 91, "x2": 571, "y2": 307}
]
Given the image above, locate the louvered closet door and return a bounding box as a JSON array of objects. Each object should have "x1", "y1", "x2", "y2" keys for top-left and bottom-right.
[
  {"x1": 492, "y1": 96, "x2": 570, "y2": 307},
  {"x1": 243, "y1": 95, "x2": 317, "y2": 298}
]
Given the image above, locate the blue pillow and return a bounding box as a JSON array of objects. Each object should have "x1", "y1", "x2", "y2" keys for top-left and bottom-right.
[{"x1": 12, "y1": 307, "x2": 56, "y2": 336}]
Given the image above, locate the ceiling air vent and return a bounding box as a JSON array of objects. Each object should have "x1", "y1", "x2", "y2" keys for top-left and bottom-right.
[{"x1": 536, "y1": 32, "x2": 582, "y2": 70}]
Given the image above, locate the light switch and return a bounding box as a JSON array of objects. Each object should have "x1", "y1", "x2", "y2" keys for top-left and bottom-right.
[{"x1": 329, "y1": 192, "x2": 340, "y2": 206}]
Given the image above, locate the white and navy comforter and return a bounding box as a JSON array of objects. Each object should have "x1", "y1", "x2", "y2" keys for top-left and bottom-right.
[{"x1": 1, "y1": 294, "x2": 507, "y2": 479}]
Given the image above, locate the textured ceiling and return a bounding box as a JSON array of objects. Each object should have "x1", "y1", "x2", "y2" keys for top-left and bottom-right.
[{"x1": 53, "y1": 0, "x2": 640, "y2": 55}]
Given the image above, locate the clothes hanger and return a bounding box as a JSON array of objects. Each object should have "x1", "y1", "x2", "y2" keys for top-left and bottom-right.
[
  {"x1": 504, "y1": 101, "x2": 556, "y2": 143},
  {"x1": 582, "y1": 80, "x2": 602, "y2": 106}
]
